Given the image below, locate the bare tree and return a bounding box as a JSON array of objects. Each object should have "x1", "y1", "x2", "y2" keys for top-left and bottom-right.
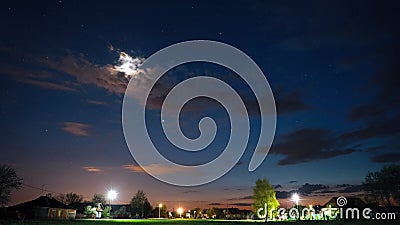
[{"x1": 0, "y1": 165, "x2": 23, "y2": 207}]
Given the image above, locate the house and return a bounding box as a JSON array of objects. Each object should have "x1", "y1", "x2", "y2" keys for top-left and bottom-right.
[{"x1": 6, "y1": 194, "x2": 76, "y2": 219}]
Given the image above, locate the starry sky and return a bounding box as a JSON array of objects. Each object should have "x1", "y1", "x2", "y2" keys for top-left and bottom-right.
[{"x1": 1, "y1": 0, "x2": 399, "y2": 210}]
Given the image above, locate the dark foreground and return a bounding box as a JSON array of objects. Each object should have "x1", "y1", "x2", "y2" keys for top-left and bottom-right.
[{"x1": 0, "y1": 220, "x2": 398, "y2": 225}]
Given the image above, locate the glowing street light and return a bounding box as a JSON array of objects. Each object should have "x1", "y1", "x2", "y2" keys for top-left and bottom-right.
[
  {"x1": 107, "y1": 190, "x2": 117, "y2": 213},
  {"x1": 292, "y1": 193, "x2": 300, "y2": 206},
  {"x1": 177, "y1": 207, "x2": 183, "y2": 218},
  {"x1": 159, "y1": 203, "x2": 162, "y2": 218},
  {"x1": 292, "y1": 193, "x2": 300, "y2": 220}
]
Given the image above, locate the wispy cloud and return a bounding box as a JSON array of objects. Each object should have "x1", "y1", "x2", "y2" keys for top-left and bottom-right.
[
  {"x1": 61, "y1": 122, "x2": 90, "y2": 136},
  {"x1": 83, "y1": 166, "x2": 102, "y2": 173},
  {"x1": 86, "y1": 100, "x2": 107, "y2": 105},
  {"x1": 122, "y1": 164, "x2": 191, "y2": 175},
  {"x1": 122, "y1": 164, "x2": 145, "y2": 173}
]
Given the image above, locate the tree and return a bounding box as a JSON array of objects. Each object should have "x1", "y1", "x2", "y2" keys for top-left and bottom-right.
[
  {"x1": 206, "y1": 208, "x2": 216, "y2": 219},
  {"x1": 92, "y1": 194, "x2": 106, "y2": 206},
  {"x1": 114, "y1": 206, "x2": 128, "y2": 218},
  {"x1": 193, "y1": 207, "x2": 201, "y2": 219},
  {"x1": 252, "y1": 178, "x2": 280, "y2": 219},
  {"x1": 0, "y1": 165, "x2": 23, "y2": 207},
  {"x1": 363, "y1": 164, "x2": 400, "y2": 206},
  {"x1": 130, "y1": 190, "x2": 152, "y2": 218},
  {"x1": 84, "y1": 205, "x2": 96, "y2": 218},
  {"x1": 64, "y1": 192, "x2": 83, "y2": 205},
  {"x1": 102, "y1": 206, "x2": 112, "y2": 218}
]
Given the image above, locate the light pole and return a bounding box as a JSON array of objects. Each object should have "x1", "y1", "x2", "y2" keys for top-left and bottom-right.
[
  {"x1": 107, "y1": 190, "x2": 117, "y2": 216},
  {"x1": 159, "y1": 203, "x2": 162, "y2": 218},
  {"x1": 292, "y1": 193, "x2": 300, "y2": 220}
]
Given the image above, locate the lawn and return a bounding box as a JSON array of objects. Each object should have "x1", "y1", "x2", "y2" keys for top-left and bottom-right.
[{"x1": 0, "y1": 219, "x2": 398, "y2": 225}]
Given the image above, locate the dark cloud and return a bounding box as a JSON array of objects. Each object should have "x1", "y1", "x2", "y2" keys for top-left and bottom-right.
[
  {"x1": 289, "y1": 180, "x2": 298, "y2": 184},
  {"x1": 273, "y1": 184, "x2": 282, "y2": 189},
  {"x1": 342, "y1": 185, "x2": 363, "y2": 193},
  {"x1": 297, "y1": 183, "x2": 328, "y2": 195},
  {"x1": 268, "y1": 128, "x2": 356, "y2": 165},
  {"x1": 276, "y1": 191, "x2": 291, "y2": 199},
  {"x1": 182, "y1": 190, "x2": 199, "y2": 194},
  {"x1": 209, "y1": 202, "x2": 223, "y2": 206},
  {"x1": 231, "y1": 203, "x2": 252, "y2": 207},
  {"x1": 346, "y1": 33, "x2": 400, "y2": 160},
  {"x1": 275, "y1": 90, "x2": 308, "y2": 114},
  {"x1": 370, "y1": 152, "x2": 400, "y2": 163},
  {"x1": 227, "y1": 195, "x2": 253, "y2": 201}
]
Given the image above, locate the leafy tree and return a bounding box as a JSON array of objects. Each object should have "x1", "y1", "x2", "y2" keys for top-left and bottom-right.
[
  {"x1": 252, "y1": 178, "x2": 280, "y2": 219},
  {"x1": 193, "y1": 207, "x2": 201, "y2": 218},
  {"x1": 84, "y1": 205, "x2": 96, "y2": 218},
  {"x1": 130, "y1": 190, "x2": 152, "y2": 218},
  {"x1": 114, "y1": 206, "x2": 128, "y2": 218},
  {"x1": 64, "y1": 192, "x2": 83, "y2": 205},
  {"x1": 363, "y1": 164, "x2": 400, "y2": 206},
  {"x1": 102, "y1": 206, "x2": 112, "y2": 218},
  {"x1": 206, "y1": 208, "x2": 216, "y2": 219},
  {"x1": 92, "y1": 194, "x2": 106, "y2": 206},
  {"x1": 0, "y1": 165, "x2": 23, "y2": 207}
]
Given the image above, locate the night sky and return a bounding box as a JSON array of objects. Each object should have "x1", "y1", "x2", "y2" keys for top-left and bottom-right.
[{"x1": 1, "y1": 0, "x2": 399, "y2": 210}]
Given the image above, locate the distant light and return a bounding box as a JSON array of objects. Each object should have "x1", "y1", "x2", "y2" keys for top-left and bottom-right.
[
  {"x1": 159, "y1": 203, "x2": 162, "y2": 208},
  {"x1": 107, "y1": 190, "x2": 117, "y2": 200},
  {"x1": 292, "y1": 193, "x2": 300, "y2": 204},
  {"x1": 177, "y1": 207, "x2": 183, "y2": 216}
]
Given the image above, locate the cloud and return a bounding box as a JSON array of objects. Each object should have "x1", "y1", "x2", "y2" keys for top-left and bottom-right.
[
  {"x1": 346, "y1": 41, "x2": 400, "y2": 160},
  {"x1": 276, "y1": 191, "x2": 291, "y2": 199},
  {"x1": 275, "y1": 89, "x2": 308, "y2": 114},
  {"x1": 227, "y1": 195, "x2": 253, "y2": 201},
  {"x1": 17, "y1": 77, "x2": 76, "y2": 92},
  {"x1": 122, "y1": 164, "x2": 145, "y2": 173},
  {"x1": 83, "y1": 166, "x2": 102, "y2": 173},
  {"x1": 370, "y1": 152, "x2": 400, "y2": 163},
  {"x1": 297, "y1": 183, "x2": 328, "y2": 195},
  {"x1": 86, "y1": 100, "x2": 107, "y2": 105},
  {"x1": 209, "y1": 202, "x2": 223, "y2": 206},
  {"x1": 60, "y1": 122, "x2": 90, "y2": 136},
  {"x1": 0, "y1": 47, "x2": 144, "y2": 95},
  {"x1": 266, "y1": 128, "x2": 356, "y2": 165},
  {"x1": 231, "y1": 203, "x2": 252, "y2": 207},
  {"x1": 122, "y1": 164, "x2": 190, "y2": 175}
]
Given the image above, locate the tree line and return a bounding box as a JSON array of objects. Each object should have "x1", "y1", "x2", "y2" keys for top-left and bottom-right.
[{"x1": 1, "y1": 164, "x2": 399, "y2": 214}]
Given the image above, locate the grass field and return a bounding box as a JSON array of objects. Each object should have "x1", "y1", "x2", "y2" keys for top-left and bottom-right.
[{"x1": 0, "y1": 219, "x2": 398, "y2": 225}]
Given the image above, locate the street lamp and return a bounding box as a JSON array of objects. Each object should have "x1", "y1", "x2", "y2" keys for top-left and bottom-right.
[
  {"x1": 292, "y1": 193, "x2": 300, "y2": 220},
  {"x1": 107, "y1": 190, "x2": 117, "y2": 213},
  {"x1": 159, "y1": 203, "x2": 162, "y2": 218},
  {"x1": 177, "y1": 207, "x2": 183, "y2": 218}
]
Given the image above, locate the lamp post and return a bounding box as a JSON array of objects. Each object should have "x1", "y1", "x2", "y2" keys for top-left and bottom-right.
[
  {"x1": 107, "y1": 190, "x2": 117, "y2": 216},
  {"x1": 292, "y1": 193, "x2": 300, "y2": 220},
  {"x1": 159, "y1": 203, "x2": 162, "y2": 218}
]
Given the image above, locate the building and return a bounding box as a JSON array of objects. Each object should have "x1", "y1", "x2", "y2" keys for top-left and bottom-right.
[{"x1": 5, "y1": 194, "x2": 76, "y2": 219}]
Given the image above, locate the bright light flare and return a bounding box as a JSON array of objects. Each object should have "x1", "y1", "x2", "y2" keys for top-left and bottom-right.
[
  {"x1": 292, "y1": 193, "x2": 300, "y2": 204},
  {"x1": 107, "y1": 190, "x2": 117, "y2": 200},
  {"x1": 177, "y1": 207, "x2": 183, "y2": 216}
]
